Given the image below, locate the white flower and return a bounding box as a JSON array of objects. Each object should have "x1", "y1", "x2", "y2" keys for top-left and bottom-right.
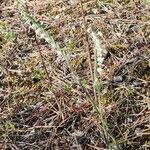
[
  {"x1": 97, "y1": 68, "x2": 103, "y2": 74},
  {"x1": 97, "y1": 57, "x2": 104, "y2": 64}
]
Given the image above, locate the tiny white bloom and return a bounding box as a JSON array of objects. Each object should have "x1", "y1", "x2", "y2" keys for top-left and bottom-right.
[
  {"x1": 97, "y1": 57, "x2": 104, "y2": 64},
  {"x1": 97, "y1": 68, "x2": 103, "y2": 74}
]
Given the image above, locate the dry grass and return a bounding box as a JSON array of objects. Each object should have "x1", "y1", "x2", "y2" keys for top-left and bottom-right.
[{"x1": 0, "y1": 0, "x2": 150, "y2": 149}]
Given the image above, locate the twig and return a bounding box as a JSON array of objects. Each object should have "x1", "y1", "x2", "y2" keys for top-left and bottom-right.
[
  {"x1": 79, "y1": 0, "x2": 93, "y2": 81},
  {"x1": 33, "y1": 34, "x2": 52, "y2": 85}
]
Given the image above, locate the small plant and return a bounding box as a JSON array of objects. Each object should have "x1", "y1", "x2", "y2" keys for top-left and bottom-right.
[
  {"x1": 0, "y1": 21, "x2": 16, "y2": 60},
  {"x1": 0, "y1": 21, "x2": 15, "y2": 42},
  {"x1": 31, "y1": 70, "x2": 43, "y2": 83},
  {"x1": 0, "y1": 121, "x2": 15, "y2": 148},
  {"x1": 17, "y1": 0, "x2": 120, "y2": 149}
]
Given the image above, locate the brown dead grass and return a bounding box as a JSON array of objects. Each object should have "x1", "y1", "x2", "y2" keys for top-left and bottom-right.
[{"x1": 0, "y1": 0, "x2": 150, "y2": 149}]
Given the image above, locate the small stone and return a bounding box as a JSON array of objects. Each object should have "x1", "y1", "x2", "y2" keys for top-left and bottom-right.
[
  {"x1": 132, "y1": 81, "x2": 142, "y2": 87},
  {"x1": 113, "y1": 76, "x2": 123, "y2": 82},
  {"x1": 135, "y1": 128, "x2": 142, "y2": 136}
]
